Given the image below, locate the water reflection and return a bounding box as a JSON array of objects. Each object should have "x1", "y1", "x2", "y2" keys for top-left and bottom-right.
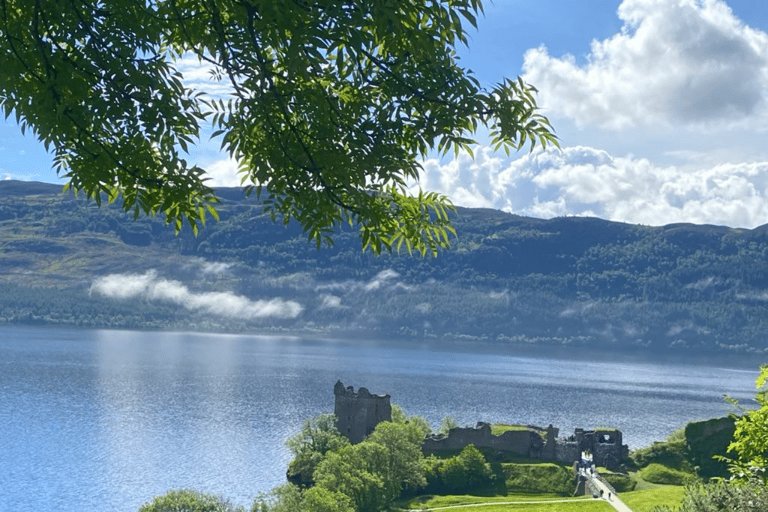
[{"x1": 0, "y1": 326, "x2": 759, "y2": 512}]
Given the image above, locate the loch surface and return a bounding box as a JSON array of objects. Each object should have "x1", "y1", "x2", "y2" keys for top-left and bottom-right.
[{"x1": 0, "y1": 326, "x2": 759, "y2": 511}]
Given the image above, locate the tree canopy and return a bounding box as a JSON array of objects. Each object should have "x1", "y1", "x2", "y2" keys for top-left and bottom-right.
[
  {"x1": 721, "y1": 365, "x2": 768, "y2": 481},
  {"x1": 0, "y1": 0, "x2": 556, "y2": 254}
]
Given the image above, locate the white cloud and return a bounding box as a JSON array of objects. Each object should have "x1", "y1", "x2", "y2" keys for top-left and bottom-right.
[
  {"x1": 198, "y1": 260, "x2": 233, "y2": 276},
  {"x1": 0, "y1": 171, "x2": 37, "y2": 181},
  {"x1": 176, "y1": 53, "x2": 234, "y2": 99},
  {"x1": 418, "y1": 145, "x2": 768, "y2": 228},
  {"x1": 91, "y1": 270, "x2": 158, "y2": 300},
  {"x1": 203, "y1": 157, "x2": 242, "y2": 187},
  {"x1": 91, "y1": 271, "x2": 302, "y2": 319},
  {"x1": 319, "y1": 294, "x2": 343, "y2": 309},
  {"x1": 364, "y1": 269, "x2": 401, "y2": 291},
  {"x1": 522, "y1": 0, "x2": 768, "y2": 130},
  {"x1": 415, "y1": 302, "x2": 431, "y2": 314}
]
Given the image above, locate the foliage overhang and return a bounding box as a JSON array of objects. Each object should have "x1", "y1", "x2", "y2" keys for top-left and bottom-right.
[{"x1": 0, "y1": 0, "x2": 557, "y2": 255}]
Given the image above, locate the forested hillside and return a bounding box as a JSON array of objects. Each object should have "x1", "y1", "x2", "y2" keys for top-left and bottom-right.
[{"x1": 2, "y1": 180, "x2": 767, "y2": 355}]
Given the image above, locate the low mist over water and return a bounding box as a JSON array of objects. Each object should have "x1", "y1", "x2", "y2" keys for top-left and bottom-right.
[{"x1": 0, "y1": 326, "x2": 758, "y2": 512}]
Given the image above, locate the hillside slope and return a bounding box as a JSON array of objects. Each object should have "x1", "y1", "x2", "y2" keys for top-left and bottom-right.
[{"x1": 1, "y1": 180, "x2": 767, "y2": 355}]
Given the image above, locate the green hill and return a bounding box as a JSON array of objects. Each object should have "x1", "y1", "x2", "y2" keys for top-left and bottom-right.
[{"x1": 1, "y1": 179, "x2": 768, "y2": 355}]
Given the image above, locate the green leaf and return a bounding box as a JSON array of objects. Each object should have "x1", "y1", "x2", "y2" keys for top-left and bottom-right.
[{"x1": 1, "y1": 0, "x2": 552, "y2": 254}]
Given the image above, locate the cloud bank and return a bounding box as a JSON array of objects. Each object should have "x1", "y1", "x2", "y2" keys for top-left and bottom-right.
[
  {"x1": 91, "y1": 270, "x2": 302, "y2": 319},
  {"x1": 522, "y1": 0, "x2": 768, "y2": 130},
  {"x1": 191, "y1": 0, "x2": 768, "y2": 230},
  {"x1": 418, "y1": 146, "x2": 768, "y2": 228}
]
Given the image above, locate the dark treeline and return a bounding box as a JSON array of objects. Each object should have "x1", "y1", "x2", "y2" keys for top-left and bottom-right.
[{"x1": 2, "y1": 180, "x2": 768, "y2": 355}]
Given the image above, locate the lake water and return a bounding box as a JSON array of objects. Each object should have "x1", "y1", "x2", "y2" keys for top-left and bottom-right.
[{"x1": 0, "y1": 326, "x2": 760, "y2": 511}]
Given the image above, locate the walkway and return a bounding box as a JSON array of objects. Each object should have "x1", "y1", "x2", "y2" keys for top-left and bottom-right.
[{"x1": 580, "y1": 468, "x2": 634, "y2": 512}]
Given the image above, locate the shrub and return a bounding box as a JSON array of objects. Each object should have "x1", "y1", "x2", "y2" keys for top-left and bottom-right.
[
  {"x1": 440, "y1": 456, "x2": 470, "y2": 492},
  {"x1": 252, "y1": 484, "x2": 353, "y2": 512},
  {"x1": 138, "y1": 489, "x2": 244, "y2": 512},
  {"x1": 458, "y1": 445, "x2": 493, "y2": 489},
  {"x1": 651, "y1": 479, "x2": 768, "y2": 512},
  {"x1": 430, "y1": 445, "x2": 494, "y2": 493},
  {"x1": 437, "y1": 445, "x2": 492, "y2": 492}
]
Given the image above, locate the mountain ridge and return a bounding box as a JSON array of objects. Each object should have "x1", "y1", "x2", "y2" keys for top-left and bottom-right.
[{"x1": 1, "y1": 180, "x2": 767, "y2": 356}]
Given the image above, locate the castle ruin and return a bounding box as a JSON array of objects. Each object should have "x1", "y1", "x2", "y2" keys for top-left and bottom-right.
[
  {"x1": 423, "y1": 422, "x2": 559, "y2": 460},
  {"x1": 334, "y1": 380, "x2": 392, "y2": 444},
  {"x1": 333, "y1": 381, "x2": 628, "y2": 470},
  {"x1": 424, "y1": 423, "x2": 627, "y2": 470}
]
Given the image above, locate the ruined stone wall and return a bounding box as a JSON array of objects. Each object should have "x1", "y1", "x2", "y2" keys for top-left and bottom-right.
[
  {"x1": 422, "y1": 422, "x2": 544, "y2": 457},
  {"x1": 329, "y1": 382, "x2": 627, "y2": 471},
  {"x1": 555, "y1": 441, "x2": 581, "y2": 464},
  {"x1": 542, "y1": 424, "x2": 559, "y2": 460},
  {"x1": 553, "y1": 428, "x2": 628, "y2": 470},
  {"x1": 334, "y1": 380, "x2": 391, "y2": 444},
  {"x1": 593, "y1": 429, "x2": 627, "y2": 470}
]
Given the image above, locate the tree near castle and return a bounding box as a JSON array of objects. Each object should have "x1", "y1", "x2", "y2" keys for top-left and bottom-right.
[
  {"x1": 653, "y1": 366, "x2": 768, "y2": 512},
  {"x1": 0, "y1": 0, "x2": 556, "y2": 255},
  {"x1": 286, "y1": 413, "x2": 350, "y2": 484},
  {"x1": 721, "y1": 364, "x2": 768, "y2": 481}
]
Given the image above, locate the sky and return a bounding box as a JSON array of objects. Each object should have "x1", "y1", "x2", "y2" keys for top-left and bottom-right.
[{"x1": 3, "y1": 0, "x2": 768, "y2": 229}]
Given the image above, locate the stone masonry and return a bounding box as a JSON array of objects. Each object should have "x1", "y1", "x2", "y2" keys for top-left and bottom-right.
[
  {"x1": 334, "y1": 380, "x2": 392, "y2": 444},
  {"x1": 331, "y1": 382, "x2": 628, "y2": 470}
]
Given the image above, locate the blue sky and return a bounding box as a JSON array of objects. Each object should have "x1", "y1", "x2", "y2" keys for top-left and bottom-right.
[{"x1": 4, "y1": 0, "x2": 768, "y2": 229}]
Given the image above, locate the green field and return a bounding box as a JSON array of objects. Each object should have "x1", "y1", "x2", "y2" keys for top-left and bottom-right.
[
  {"x1": 410, "y1": 502, "x2": 612, "y2": 511},
  {"x1": 620, "y1": 486, "x2": 685, "y2": 512},
  {"x1": 402, "y1": 493, "x2": 611, "y2": 511},
  {"x1": 400, "y1": 484, "x2": 684, "y2": 511}
]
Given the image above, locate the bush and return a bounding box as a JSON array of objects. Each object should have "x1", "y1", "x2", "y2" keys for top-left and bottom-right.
[
  {"x1": 440, "y1": 457, "x2": 470, "y2": 492},
  {"x1": 138, "y1": 489, "x2": 244, "y2": 512},
  {"x1": 651, "y1": 479, "x2": 768, "y2": 512},
  {"x1": 253, "y1": 484, "x2": 353, "y2": 512},
  {"x1": 437, "y1": 445, "x2": 492, "y2": 492},
  {"x1": 640, "y1": 463, "x2": 694, "y2": 486}
]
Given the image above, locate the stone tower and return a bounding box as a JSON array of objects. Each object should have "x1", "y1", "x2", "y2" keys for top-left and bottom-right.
[{"x1": 334, "y1": 380, "x2": 391, "y2": 444}]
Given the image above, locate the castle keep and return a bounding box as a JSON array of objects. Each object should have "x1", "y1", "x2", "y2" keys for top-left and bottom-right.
[
  {"x1": 334, "y1": 381, "x2": 628, "y2": 470},
  {"x1": 334, "y1": 380, "x2": 392, "y2": 444}
]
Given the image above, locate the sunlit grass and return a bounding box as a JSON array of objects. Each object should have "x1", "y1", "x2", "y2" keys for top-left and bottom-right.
[
  {"x1": 620, "y1": 486, "x2": 685, "y2": 512},
  {"x1": 401, "y1": 493, "x2": 604, "y2": 511},
  {"x1": 490, "y1": 424, "x2": 531, "y2": 436},
  {"x1": 400, "y1": 482, "x2": 683, "y2": 511}
]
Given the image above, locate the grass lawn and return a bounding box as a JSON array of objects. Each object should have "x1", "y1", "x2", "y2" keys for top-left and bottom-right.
[
  {"x1": 620, "y1": 486, "x2": 685, "y2": 512},
  {"x1": 400, "y1": 482, "x2": 683, "y2": 511},
  {"x1": 401, "y1": 493, "x2": 612, "y2": 511}
]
